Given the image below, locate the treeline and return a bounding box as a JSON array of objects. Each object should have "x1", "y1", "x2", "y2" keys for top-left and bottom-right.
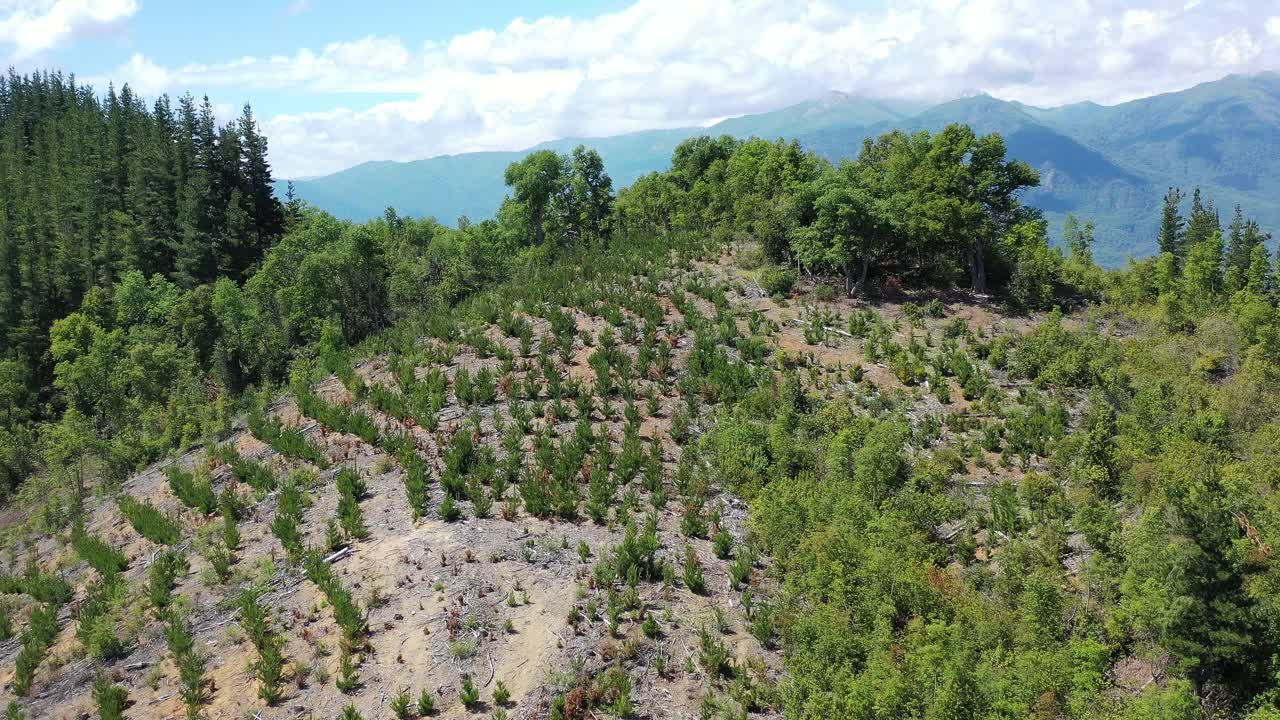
[
  {"x1": 616, "y1": 127, "x2": 1082, "y2": 303},
  {"x1": 0, "y1": 68, "x2": 280, "y2": 491},
  {"x1": 0, "y1": 71, "x2": 286, "y2": 369},
  {"x1": 0, "y1": 70, "x2": 291, "y2": 488},
  {"x1": 1121, "y1": 187, "x2": 1277, "y2": 318}
]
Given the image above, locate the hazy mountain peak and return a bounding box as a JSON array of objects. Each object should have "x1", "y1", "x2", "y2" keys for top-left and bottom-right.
[{"x1": 814, "y1": 89, "x2": 855, "y2": 107}]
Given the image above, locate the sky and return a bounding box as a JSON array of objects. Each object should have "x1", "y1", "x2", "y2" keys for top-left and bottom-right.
[{"x1": 3, "y1": 0, "x2": 1280, "y2": 179}]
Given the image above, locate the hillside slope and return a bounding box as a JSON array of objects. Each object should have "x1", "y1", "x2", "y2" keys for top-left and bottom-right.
[{"x1": 8, "y1": 225, "x2": 1280, "y2": 717}]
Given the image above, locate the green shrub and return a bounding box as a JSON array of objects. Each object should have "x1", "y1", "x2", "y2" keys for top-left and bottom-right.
[
  {"x1": 255, "y1": 633, "x2": 286, "y2": 705},
  {"x1": 493, "y1": 680, "x2": 511, "y2": 705},
  {"x1": 599, "y1": 517, "x2": 661, "y2": 585},
  {"x1": 12, "y1": 604, "x2": 59, "y2": 696},
  {"x1": 758, "y1": 265, "x2": 796, "y2": 296},
  {"x1": 335, "y1": 467, "x2": 369, "y2": 541},
  {"x1": 729, "y1": 553, "x2": 752, "y2": 590},
  {"x1": 238, "y1": 589, "x2": 270, "y2": 649},
  {"x1": 248, "y1": 408, "x2": 329, "y2": 467},
  {"x1": 683, "y1": 545, "x2": 706, "y2": 595},
  {"x1": 439, "y1": 493, "x2": 461, "y2": 522},
  {"x1": 392, "y1": 689, "x2": 412, "y2": 719},
  {"x1": 297, "y1": 388, "x2": 381, "y2": 445},
  {"x1": 642, "y1": 612, "x2": 660, "y2": 638},
  {"x1": 417, "y1": 689, "x2": 436, "y2": 716},
  {"x1": 460, "y1": 675, "x2": 480, "y2": 708},
  {"x1": 749, "y1": 603, "x2": 776, "y2": 648},
  {"x1": 0, "y1": 567, "x2": 72, "y2": 605},
  {"x1": 220, "y1": 498, "x2": 240, "y2": 552},
  {"x1": 271, "y1": 473, "x2": 308, "y2": 563},
  {"x1": 221, "y1": 445, "x2": 277, "y2": 492},
  {"x1": 303, "y1": 551, "x2": 365, "y2": 648},
  {"x1": 698, "y1": 625, "x2": 733, "y2": 678},
  {"x1": 118, "y1": 496, "x2": 182, "y2": 545},
  {"x1": 712, "y1": 528, "x2": 734, "y2": 559},
  {"x1": 148, "y1": 550, "x2": 189, "y2": 610},
  {"x1": 177, "y1": 649, "x2": 207, "y2": 720},
  {"x1": 92, "y1": 674, "x2": 129, "y2": 720},
  {"x1": 336, "y1": 648, "x2": 359, "y2": 693},
  {"x1": 72, "y1": 528, "x2": 127, "y2": 578},
  {"x1": 166, "y1": 465, "x2": 216, "y2": 514},
  {"x1": 78, "y1": 579, "x2": 129, "y2": 661}
]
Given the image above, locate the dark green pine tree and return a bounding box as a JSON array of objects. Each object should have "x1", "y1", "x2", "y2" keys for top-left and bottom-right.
[
  {"x1": 1218, "y1": 202, "x2": 1269, "y2": 292},
  {"x1": 1158, "y1": 187, "x2": 1186, "y2": 259},
  {"x1": 124, "y1": 95, "x2": 179, "y2": 275},
  {"x1": 237, "y1": 104, "x2": 285, "y2": 272},
  {"x1": 1183, "y1": 187, "x2": 1219, "y2": 255},
  {"x1": 173, "y1": 96, "x2": 221, "y2": 287}
]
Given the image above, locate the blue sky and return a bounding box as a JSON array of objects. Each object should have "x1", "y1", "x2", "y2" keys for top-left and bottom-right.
[
  {"x1": 4, "y1": 0, "x2": 1279, "y2": 178},
  {"x1": 19, "y1": 1, "x2": 631, "y2": 117}
]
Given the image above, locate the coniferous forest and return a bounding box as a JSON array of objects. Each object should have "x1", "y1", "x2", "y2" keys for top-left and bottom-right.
[
  {"x1": 0, "y1": 70, "x2": 287, "y2": 489},
  {"x1": 3, "y1": 69, "x2": 1280, "y2": 720}
]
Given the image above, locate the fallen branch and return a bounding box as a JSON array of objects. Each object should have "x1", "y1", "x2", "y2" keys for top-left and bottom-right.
[
  {"x1": 790, "y1": 316, "x2": 854, "y2": 338},
  {"x1": 324, "y1": 546, "x2": 355, "y2": 564}
]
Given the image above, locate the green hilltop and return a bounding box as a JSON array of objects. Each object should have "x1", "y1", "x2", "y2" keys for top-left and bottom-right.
[{"x1": 282, "y1": 72, "x2": 1280, "y2": 266}]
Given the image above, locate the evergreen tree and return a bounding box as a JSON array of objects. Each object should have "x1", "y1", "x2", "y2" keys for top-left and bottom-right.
[
  {"x1": 1182, "y1": 229, "x2": 1224, "y2": 308},
  {"x1": 1063, "y1": 213, "x2": 1095, "y2": 264},
  {"x1": 1225, "y1": 205, "x2": 1252, "y2": 292},
  {"x1": 1158, "y1": 187, "x2": 1186, "y2": 259},
  {"x1": 1184, "y1": 187, "x2": 1220, "y2": 256},
  {"x1": 1246, "y1": 243, "x2": 1273, "y2": 296}
]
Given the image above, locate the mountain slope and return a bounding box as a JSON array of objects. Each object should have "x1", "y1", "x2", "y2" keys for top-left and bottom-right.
[
  {"x1": 711, "y1": 91, "x2": 928, "y2": 139},
  {"x1": 283, "y1": 74, "x2": 1280, "y2": 265}
]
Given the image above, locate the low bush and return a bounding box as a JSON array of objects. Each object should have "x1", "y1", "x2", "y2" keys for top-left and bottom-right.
[
  {"x1": 166, "y1": 465, "x2": 216, "y2": 515},
  {"x1": 92, "y1": 675, "x2": 129, "y2": 720},
  {"x1": 118, "y1": 496, "x2": 182, "y2": 546},
  {"x1": 12, "y1": 603, "x2": 59, "y2": 695},
  {"x1": 148, "y1": 550, "x2": 189, "y2": 610},
  {"x1": 71, "y1": 527, "x2": 127, "y2": 578},
  {"x1": 758, "y1": 265, "x2": 796, "y2": 296}
]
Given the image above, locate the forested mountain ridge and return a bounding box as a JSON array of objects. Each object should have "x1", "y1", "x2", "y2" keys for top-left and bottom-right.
[{"x1": 284, "y1": 72, "x2": 1280, "y2": 265}]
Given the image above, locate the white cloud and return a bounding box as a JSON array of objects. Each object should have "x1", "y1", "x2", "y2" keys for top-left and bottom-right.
[
  {"x1": 0, "y1": 0, "x2": 137, "y2": 60},
  {"x1": 1212, "y1": 28, "x2": 1260, "y2": 66},
  {"x1": 97, "y1": 0, "x2": 1280, "y2": 178}
]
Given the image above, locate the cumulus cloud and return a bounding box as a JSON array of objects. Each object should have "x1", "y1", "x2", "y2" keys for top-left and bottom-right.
[
  {"x1": 0, "y1": 0, "x2": 137, "y2": 59},
  {"x1": 98, "y1": 0, "x2": 1280, "y2": 178}
]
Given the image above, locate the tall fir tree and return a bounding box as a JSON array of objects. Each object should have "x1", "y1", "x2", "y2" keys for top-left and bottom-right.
[
  {"x1": 1158, "y1": 187, "x2": 1186, "y2": 260},
  {"x1": 1184, "y1": 187, "x2": 1220, "y2": 255}
]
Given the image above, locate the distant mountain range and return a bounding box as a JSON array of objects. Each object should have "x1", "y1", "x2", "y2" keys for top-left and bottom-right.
[{"x1": 280, "y1": 73, "x2": 1280, "y2": 266}]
